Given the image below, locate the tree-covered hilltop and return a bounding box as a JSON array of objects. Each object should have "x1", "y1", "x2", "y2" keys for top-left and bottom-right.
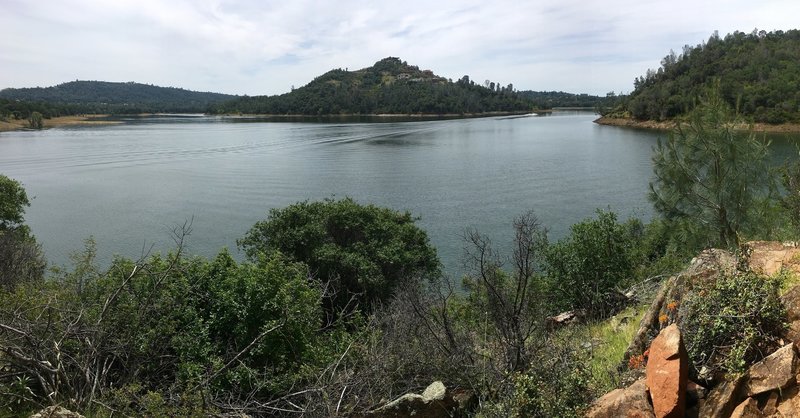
[
  {"x1": 610, "y1": 29, "x2": 800, "y2": 124},
  {"x1": 210, "y1": 57, "x2": 536, "y2": 115},
  {"x1": 0, "y1": 81, "x2": 236, "y2": 115}
]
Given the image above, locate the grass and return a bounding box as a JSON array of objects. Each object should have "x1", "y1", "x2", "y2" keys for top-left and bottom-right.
[{"x1": 575, "y1": 304, "x2": 648, "y2": 393}]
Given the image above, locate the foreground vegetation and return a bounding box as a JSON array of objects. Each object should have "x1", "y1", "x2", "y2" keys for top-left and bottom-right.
[{"x1": 2, "y1": 87, "x2": 800, "y2": 417}]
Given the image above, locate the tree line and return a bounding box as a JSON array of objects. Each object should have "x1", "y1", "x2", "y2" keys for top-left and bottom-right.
[{"x1": 0, "y1": 81, "x2": 236, "y2": 117}]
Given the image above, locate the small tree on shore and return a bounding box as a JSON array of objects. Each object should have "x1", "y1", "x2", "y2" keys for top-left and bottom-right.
[
  {"x1": 649, "y1": 89, "x2": 771, "y2": 248},
  {"x1": 28, "y1": 111, "x2": 43, "y2": 129}
]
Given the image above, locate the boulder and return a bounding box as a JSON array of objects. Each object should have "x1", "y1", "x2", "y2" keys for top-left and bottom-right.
[
  {"x1": 762, "y1": 391, "x2": 779, "y2": 416},
  {"x1": 686, "y1": 380, "x2": 708, "y2": 406},
  {"x1": 729, "y1": 397, "x2": 763, "y2": 418},
  {"x1": 645, "y1": 324, "x2": 688, "y2": 418},
  {"x1": 743, "y1": 241, "x2": 800, "y2": 276},
  {"x1": 585, "y1": 378, "x2": 655, "y2": 418},
  {"x1": 781, "y1": 285, "x2": 800, "y2": 322},
  {"x1": 29, "y1": 407, "x2": 85, "y2": 418},
  {"x1": 744, "y1": 343, "x2": 798, "y2": 397},
  {"x1": 367, "y1": 381, "x2": 458, "y2": 418},
  {"x1": 777, "y1": 385, "x2": 800, "y2": 417},
  {"x1": 699, "y1": 374, "x2": 745, "y2": 418}
]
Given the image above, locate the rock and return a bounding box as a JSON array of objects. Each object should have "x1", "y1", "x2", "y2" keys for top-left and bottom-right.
[
  {"x1": 777, "y1": 385, "x2": 800, "y2": 417},
  {"x1": 545, "y1": 310, "x2": 583, "y2": 330},
  {"x1": 743, "y1": 241, "x2": 800, "y2": 276},
  {"x1": 744, "y1": 343, "x2": 798, "y2": 397},
  {"x1": 645, "y1": 324, "x2": 688, "y2": 418},
  {"x1": 781, "y1": 285, "x2": 800, "y2": 322},
  {"x1": 686, "y1": 380, "x2": 708, "y2": 405},
  {"x1": 762, "y1": 391, "x2": 779, "y2": 416},
  {"x1": 367, "y1": 381, "x2": 458, "y2": 418},
  {"x1": 699, "y1": 374, "x2": 745, "y2": 418},
  {"x1": 729, "y1": 397, "x2": 763, "y2": 418},
  {"x1": 585, "y1": 378, "x2": 655, "y2": 418},
  {"x1": 29, "y1": 407, "x2": 85, "y2": 418},
  {"x1": 422, "y1": 381, "x2": 446, "y2": 401}
]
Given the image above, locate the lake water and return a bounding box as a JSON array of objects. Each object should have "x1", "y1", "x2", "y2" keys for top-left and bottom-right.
[{"x1": 3, "y1": 112, "x2": 784, "y2": 276}]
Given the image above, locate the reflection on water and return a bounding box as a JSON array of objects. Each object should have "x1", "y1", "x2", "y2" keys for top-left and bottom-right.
[{"x1": 1, "y1": 113, "x2": 672, "y2": 275}]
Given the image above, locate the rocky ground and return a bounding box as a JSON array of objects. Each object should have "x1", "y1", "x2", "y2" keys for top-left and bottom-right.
[{"x1": 588, "y1": 241, "x2": 800, "y2": 418}]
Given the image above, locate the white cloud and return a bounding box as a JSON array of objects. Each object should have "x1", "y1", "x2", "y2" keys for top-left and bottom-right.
[{"x1": 1, "y1": 0, "x2": 798, "y2": 95}]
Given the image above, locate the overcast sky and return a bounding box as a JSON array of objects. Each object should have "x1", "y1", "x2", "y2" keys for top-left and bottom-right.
[{"x1": 1, "y1": 0, "x2": 798, "y2": 96}]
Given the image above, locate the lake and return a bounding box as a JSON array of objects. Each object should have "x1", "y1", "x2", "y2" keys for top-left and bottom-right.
[{"x1": 3, "y1": 112, "x2": 781, "y2": 276}]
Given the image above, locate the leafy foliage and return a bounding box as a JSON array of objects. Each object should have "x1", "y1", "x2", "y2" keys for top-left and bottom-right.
[
  {"x1": 211, "y1": 57, "x2": 535, "y2": 115},
  {"x1": 649, "y1": 89, "x2": 772, "y2": 248},
  {"x1": 619, "y1": 29, "x2": 800, "y2": 123},
  {"x1": 238, "y1": 197, "x2": 440, "y2": 313},
  {"x1": 681, "y1": 271, "x2": 786, "y2": 376},
  {"x1": 544, "y1": 210, "x2": 642, "y2": 318},
  {"x1": 0, "y1": 175, "x2": 45, "y2": 291}
]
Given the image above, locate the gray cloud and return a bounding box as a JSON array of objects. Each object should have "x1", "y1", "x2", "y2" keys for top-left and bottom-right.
[{"x1": 1, "y1": 0, "x2": 798, "y2": 95}]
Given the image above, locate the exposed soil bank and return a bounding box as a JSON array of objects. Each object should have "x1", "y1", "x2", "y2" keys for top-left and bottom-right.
[
  {"x1": 594, "y1": 116, "x2": 800, "y2": 133},
  {"x1": 0, "y1": 115, "x2": 120, "y2": 133}
]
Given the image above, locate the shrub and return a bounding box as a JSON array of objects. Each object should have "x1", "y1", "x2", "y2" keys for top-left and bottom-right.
[
  {"x1": 544, "y1": 210, "x2": 640, "y2": 318},
  {"x1": 238, "y1": 197, "x2": 440, "y2": 313},
  {"x1": 681, "y1": 271, "x2": 786, "y2": 377}
]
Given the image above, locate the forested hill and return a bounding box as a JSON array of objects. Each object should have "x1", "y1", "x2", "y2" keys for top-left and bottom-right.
[
  {"x1": 0, "y1": 81, "x2": 236, "y2": 114},
  {"x1": 614, "y1": 29, "x2": 800, "y2": 124},
  {"x1": 210, "y1": 57, "x2": 535, "y2": 115}
]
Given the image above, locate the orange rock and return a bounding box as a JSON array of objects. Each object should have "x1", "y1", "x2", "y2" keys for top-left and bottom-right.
[
  {"x1": 586, "y1": 378, "x2": 655, "y2": 418},
  {"x1": 729, "y1": 397, "x2": 763, "y2": 418},
  {"x1": 645, "y1": 324, "x2": 688, "y2": 418}
]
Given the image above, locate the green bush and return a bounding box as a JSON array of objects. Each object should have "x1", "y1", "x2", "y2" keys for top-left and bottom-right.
[
  {"x1": 238, "y1": 197, "x2": 440, "y2": 313},
  {"x1": 682, "y1": 271, "x2": 786, "y2": 376},
  {"x1": 544, "y1": 210, "x2": 641, "y2": 318}
]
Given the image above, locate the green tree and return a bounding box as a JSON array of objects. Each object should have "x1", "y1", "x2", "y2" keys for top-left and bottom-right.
[
  {"x1": 28, "y1": 111, "x2": 43, "y2": 129},
  {"x1": 238, "y1": 198, "x2": 440, "y2": 314},
  {"x1": 544, "y1": 210, "x2": 639, "y2": 318},
  {"x1": 0, "y1": 175, "x2": 45, "y2": 291},
  {"x1": 649, "y1": 89, "x2": 771, "y2": 248}
]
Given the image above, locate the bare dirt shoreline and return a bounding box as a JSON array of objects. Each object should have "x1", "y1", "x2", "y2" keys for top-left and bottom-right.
[
  {"x1": 0, "y1": 115, "x2": 120, "y2": 133},
  {"x1": 594, "y1": 116, "x2": 800, "y2": 133}
]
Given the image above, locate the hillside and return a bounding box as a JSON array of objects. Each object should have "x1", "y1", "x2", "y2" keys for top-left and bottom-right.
[
  {"x1": 611, "y1": 29, "x2": 800, "y2": 124},
  {"x1": 210, "y1": 57, "x2": 536, "y2": 115},
  {"x1": 0, "y1": 80, "x2": 236, "y2": 114}
]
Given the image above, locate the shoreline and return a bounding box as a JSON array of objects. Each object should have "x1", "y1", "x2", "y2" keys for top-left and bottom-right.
[
  {"x1": 594, "y1": 116, "x2": 800, "y2": 133},
  {"x1": 218, "y1": 110, "x2": 538, "y2": 119},
  {"x1": 0, "y1": 115, "x2": 120, "y2": 133}
]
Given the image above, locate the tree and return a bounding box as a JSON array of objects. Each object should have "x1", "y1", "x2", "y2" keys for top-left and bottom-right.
[
  {"x1": 462, "y1": 211, "x2": 549, "y2": 372},
  {"x1": 28, "y1": 111, "x2": 43, "y2": 129},
  {"x1": 238, "y1": 198, "x2": 440, "y2": 314},
  {"x1": 0, "y1": 174, "x2": 31, "y2": 230},
  {"x1": 0, "y1": 175, "x2": 45, "y2": 291},
  {"x1": 649, "y1": 89, "x2": 771, "y2": 248}
]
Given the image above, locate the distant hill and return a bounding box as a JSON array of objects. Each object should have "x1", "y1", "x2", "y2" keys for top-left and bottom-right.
[
  {"x1": 0, "y1": 81, "x2": 236, "y2": 114},
  {"x1": 210, "y1": 57, "x2": 535, "y2": 115},
  {"x1": 612, "y1": 29, "x2": 800, "y2": 124},
  {"x1": 517, "y1": 90, "x2": 613, "y2": 109}
]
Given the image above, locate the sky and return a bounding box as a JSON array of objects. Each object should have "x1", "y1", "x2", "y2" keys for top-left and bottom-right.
[{"x1": 1, "y1": 0, "x2": 799, "y2": 97}]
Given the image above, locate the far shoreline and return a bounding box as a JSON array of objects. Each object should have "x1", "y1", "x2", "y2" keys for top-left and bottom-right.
[
  {"x1": 0, "y1": 115, "x2": 120, "y2": 133},
  {"x1": 594, "y1": 116, "x2": 800, "y2": 134}
]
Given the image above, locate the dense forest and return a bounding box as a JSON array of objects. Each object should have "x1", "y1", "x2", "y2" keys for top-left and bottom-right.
[
  {"x1": 209, "y1": 57, "x2": 536, "y2": 115},
  {"x1": 611, "y1": 29, "x2": 800, "y2": 123},
  {"x1": 0, "y1": 81, "x2": 236, "y2": 116}
]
